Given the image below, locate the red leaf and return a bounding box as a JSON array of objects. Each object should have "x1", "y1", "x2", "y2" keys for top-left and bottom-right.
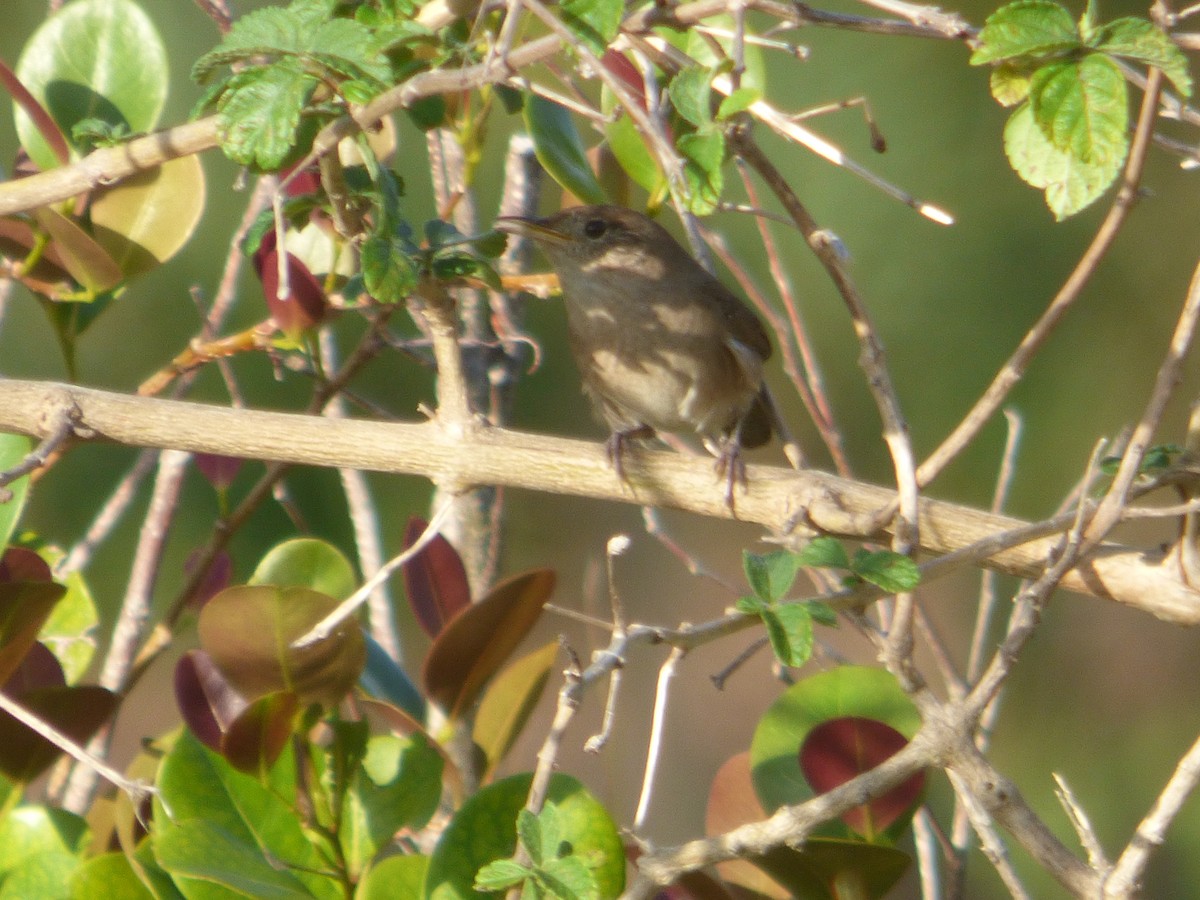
[
  {"x1": 403, "y1": 516, "x2": 471, "y2": 638},
  {"x1": 799, "y1": 717, "x2": 925, "y2": 836},
  {"x1": 253, "y1": 229, "x2": 329, "y2": 336},
  {"x1": 174, "y1": 649, "x2": 248, "y2": 752},
  {"x1": 0, "y1": 548, "x2": 52, "y2": 584},
  {"x1": 601, "y1": 51, "x2": 646, "y2": 110}
]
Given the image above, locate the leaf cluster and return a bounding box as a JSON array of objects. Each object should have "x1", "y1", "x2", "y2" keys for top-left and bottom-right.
[{"x1": 971, "y1": 0, "x2": 1191, "y2": 218}]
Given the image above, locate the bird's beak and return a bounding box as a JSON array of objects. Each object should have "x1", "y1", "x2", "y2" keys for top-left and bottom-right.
[{"x1": 494, "y1": 215, "x2": 571, "y2": 245}]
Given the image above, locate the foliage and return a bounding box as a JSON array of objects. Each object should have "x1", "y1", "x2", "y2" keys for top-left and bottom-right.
[
  {"x1": 971, "y1": 0, "x2": 1191, "y2": 218},
  {"x1": 0, "y1": 0, "x2": 1198, "y2": 896}
]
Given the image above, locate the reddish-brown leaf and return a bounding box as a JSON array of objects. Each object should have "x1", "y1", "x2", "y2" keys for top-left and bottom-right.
[
  {"x1": 403, "y1": 516, "x2": 470, "y2": 638},
  {"x1": 221, "y1": 690, "x2": 300, "y2": 775},
  {"x1": 0, "y1": 685, "x2": 119, "y2": 782},
  {"x1": 174, "y1": 649, "x2": 248, "y2": 752},
  {"x1": 705, "y1": 753, "x2": 789, "y2": 899},
  {"x1": 421, "y1": 569, "x2": 555, "y2": 720},
  {"x1": 799, "y1": 717, "x2": 925, "y2": 836}
]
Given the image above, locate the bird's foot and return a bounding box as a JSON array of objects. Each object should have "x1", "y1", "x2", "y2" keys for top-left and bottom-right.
[
  {"x1": 605, "y1": 426, "x2": 655, "y2": 481},
  {"x1": 713, "y1": 440, "x2": 748, "y2": 511}
]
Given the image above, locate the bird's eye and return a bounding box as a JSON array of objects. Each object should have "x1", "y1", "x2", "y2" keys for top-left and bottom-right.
[{"x1": 583, "y1": 218, "x2": 608, "y2": 239}]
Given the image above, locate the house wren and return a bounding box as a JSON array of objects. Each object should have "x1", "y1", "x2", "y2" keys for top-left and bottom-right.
[{"x1": 496, "y1": 205, "x2": 774, "y2": 500}]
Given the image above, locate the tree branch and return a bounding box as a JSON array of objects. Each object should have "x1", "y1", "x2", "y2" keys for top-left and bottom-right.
[{"x1": 0, "y1": 378, "x2": 1197, "y2": 623}]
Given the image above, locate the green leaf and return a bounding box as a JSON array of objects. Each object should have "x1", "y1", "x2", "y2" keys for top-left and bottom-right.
[
  {"x1": 155, "y1": 731, "x2": 341, "y2": 899},
  {"x1": 792, "y1": 536, "x2": 850, "y2": 571},
  {"x1": 559, "y1": 0, "x2": 622, "y2": 55},
  {"x1": 340, "y1": 734, "x2": 443, "y2": 877},
  {"x1": 971, "y1": 0, "x2": 1081, "y2": 65},
  {"x1": 474, "y1": 859, "x2": 532, "y2": 891},
  {"x1": 749, "y1": 667, "x2": 921, "y2": 828},
  {"x1": 849, "y1": 550, "x2": 921, "y2": 593},
  {"x1": 524, "y1": 96, "x2": 606, "y2": 205},
  {"x1": 34, "y1": 547, "x2": 98, "y2": 684},
  {"x1": 358, "y1": 855, "x2": 428, "y2": 900},
  {"x1": 474, "y1": 641, "x2": 558, "y2": 779},
  {"x1": 743, "y1": 550, "x2": 800, "y2": 602},
  {"x1": 717, "y1": 86, "x2": 761, "y2": 120},
  {"x1": 761, "y1": 605, "x2": 814, "y2": 668},
  {"x1": 990, "y1": 63, "x2": 1034, "y2": 107},
  {"x1": 1090, "y1": 17, "x2": 1193, "y2": 98},
  {"x1": 216, "y1": 58, "x2": 315, "y2": 170},
  {"x1": 1004, "y1": 99, "x2": 1123, "y2": 219},
  {"x1": 425, "y1": 773, "x2": 623, "y2": 900},
  {"x1": 669, "y1": 67, "x2": 714, "y2": 127},
  {"x1": 249, "y1": 537, "x2": 357, "y2": 600},
  {"x1": 68, "y1": 852, "x2": 153, "y2": 900},
  {"x1": 517, "y1": 808, "x2": 545, "y2": 865},
  {"x1": 15, "y1": 0, "x2": 168, "y2": 170},
  {"x1": 154, "y1": 819, "x2": 321, "y2": 898},
  {"x1": 0, "y1": 434, "x2": 32, "y2": 551},
  {"x1": 1029, "y1": 54, "x2": 1127, "y2": 166},
  {"x1": 90, "y1": 155, "x2": 207, "y2": 278},
  {"x1": 678, "y1": 129, "x2": 725, "y2": 215},
  {"x1": 361, "y1": 232, "x2": 418, "y2": 303}
]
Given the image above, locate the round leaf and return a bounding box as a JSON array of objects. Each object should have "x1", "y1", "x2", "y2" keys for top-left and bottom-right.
[
  {"x1": 750, "y1": 667, "x2": 920, "y2": 824},
  {"x1": 90, "y1": 155, "x2": 206, "y2": 278},
  {"x1": 249, "y1": 537, "x2": 357, "y2": 600},
  {"x1": 15, "y1": 0, "x2": 168, "y2": 170},
  {"x1": 198, "y1": 584, "x2": 366, "y2": 706}
]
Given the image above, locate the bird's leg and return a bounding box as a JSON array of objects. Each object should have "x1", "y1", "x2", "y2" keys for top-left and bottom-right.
[
  {"x1": 605, "y1": 425, "x2": 656, "y2": 481},
  {"x1": 713, "y1": 438, "x2": 747, "y2": 509}
]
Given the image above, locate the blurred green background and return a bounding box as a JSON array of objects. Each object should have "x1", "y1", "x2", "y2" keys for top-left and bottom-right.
[{"x1": 3, "y1": 0, "x2": 1200, "y2": 896}]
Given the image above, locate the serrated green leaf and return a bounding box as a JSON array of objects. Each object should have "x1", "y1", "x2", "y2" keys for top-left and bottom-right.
[
  {"x1": 1004, "y1": 98, "x2": 1123, "y2": 219},
  {"x1": 524, "y1": 96, "x2": 606, "y2": 205},
  {"x1": 761, "y1": 605, "x2": 814, "y2": 668},
  {"x1": 669, "y1": 67, "x2": 714, "y2": 127},
  {"x1": 850, "y1": 550, "x2": 921, "y2": 593},
  {"x1": 717, "y1": 86, "x2": 761, "y2": 119},
  {"x1": 1029, "y1": 54, "x2": 1127, "y2": 166},
  {"x1": 743, "y1": 550, "x2": 800, "y2": 602},
  {"x1": 560, "y1": 0, "x2": 622, "y2": 54},
  {"x1": 541, "y1": 855, "x2": 598, "y2": 900},
  {"x1": 1091, "y1": 17, "x2": 1192, "y2": 98},
  {"x1": 361, "y1": 233, "x2": 418, "y2": 302},
  {"x1": 216, "y1": 59, "x2": 315, "y2": 170},
  {"x1": 792, "y1": 536, "x2": 851, "y2": 570},
  {"x1": 971, "y1": 0, "x2": 1081, "y2": 65},
  {"x1": 518, "y1": 808, "x2": 544, "y2": 865},
  {"x1": 475, "y1": 859, "x2": 532, "y2": 890},
  {"x1": 991, "y1": 64, "x2": 1034, "y2": 107}
]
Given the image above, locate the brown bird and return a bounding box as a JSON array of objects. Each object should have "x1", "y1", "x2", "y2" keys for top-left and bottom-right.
[{"x1": 496, "y1": 204, "x2": 775, "y2": 501}]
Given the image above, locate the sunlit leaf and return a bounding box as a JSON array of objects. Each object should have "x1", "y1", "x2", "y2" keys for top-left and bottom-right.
[
  {"x1": 422, "y1": 569, "x2": 555, "y2": 719},
  {"x1": 14, "y1": 0, "x2": 168, "y2": 170},
  {"x1": 425, "y1": 773, "x2": 624, "y2": 900},
  {"x1": 0, "y1": 435, "x2": 32, "y2": 551},
  {"x1": 90, "y1": 155, "x2": 206, "y2": 278},
  {"x1": 970, "y1": 0, "x2": 1080, "y2": 65},
  {"x1": 33, "y1": 208, "x2": 123, "y2": 294},
  {"x1": 473, "y1": 641, "x2": 558, "y2": 777},
  {"x1": 249, "y1": 537, "x2": 357, "y2": 601},
  {"x1": 198, "y1": 584, "x2": 366, "y2": 707}
]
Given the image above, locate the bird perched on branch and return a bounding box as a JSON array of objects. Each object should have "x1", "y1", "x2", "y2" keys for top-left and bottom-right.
[{"x1": 496, "y1": 204, "x2": 783, "y2": 504}]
